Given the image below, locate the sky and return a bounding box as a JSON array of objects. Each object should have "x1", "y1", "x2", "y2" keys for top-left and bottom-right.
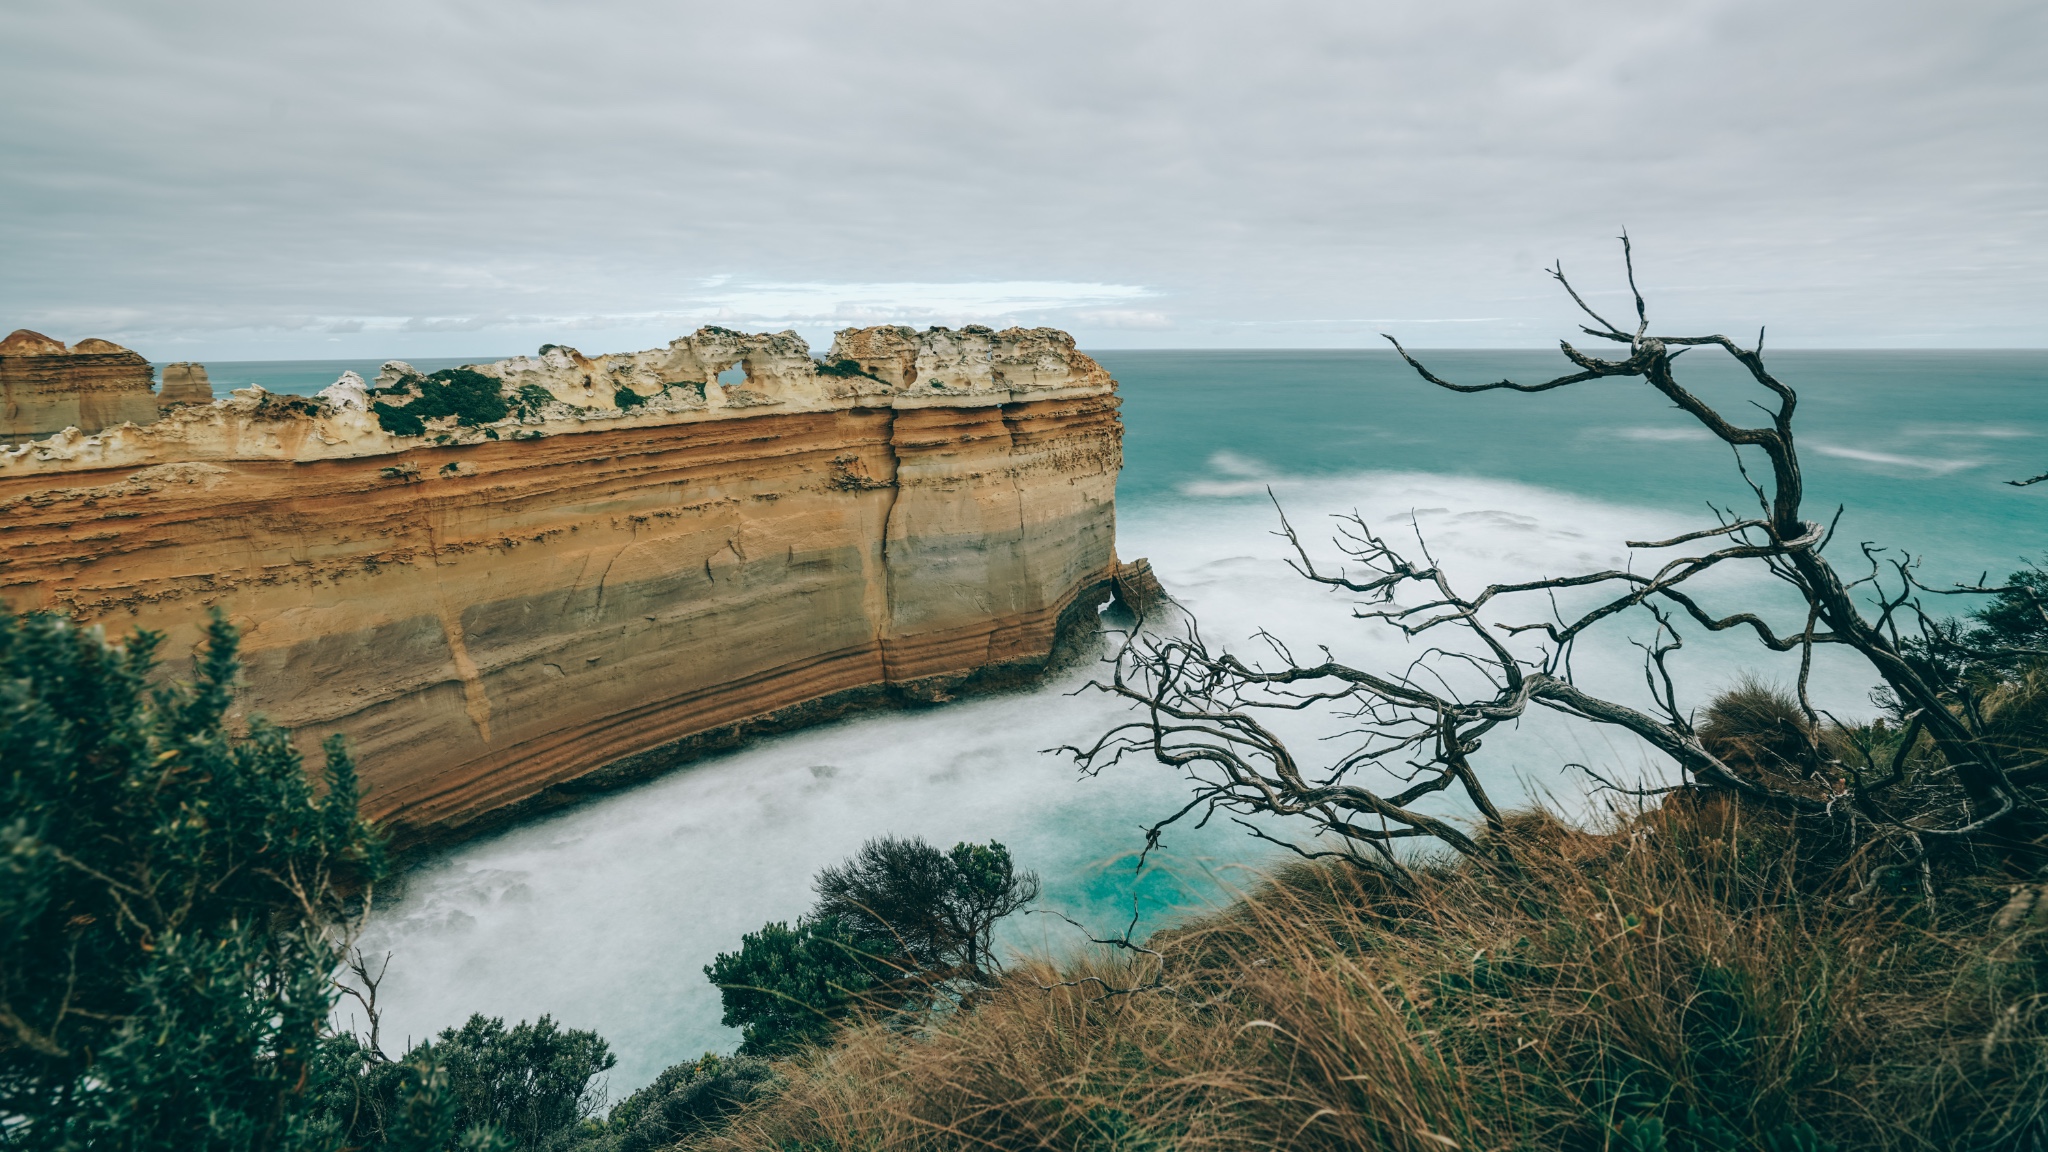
[{"x1": 2, "y1": 0, "x2": 2044, "y2": 360}]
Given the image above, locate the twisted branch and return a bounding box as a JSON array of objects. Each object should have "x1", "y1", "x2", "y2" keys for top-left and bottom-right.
[{"x1": 1074, "y1": 237, "x2": 2039, "y2": 872}]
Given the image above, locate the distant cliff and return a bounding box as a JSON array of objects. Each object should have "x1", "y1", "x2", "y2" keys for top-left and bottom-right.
[
  {"x1": 0, "y1": 325, "x2": 1124, "y2": 848},
  {"x1": 0, "y1": 329, "x2": 160, "y2": 438}
]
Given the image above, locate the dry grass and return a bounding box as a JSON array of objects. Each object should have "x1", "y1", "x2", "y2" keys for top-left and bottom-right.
[{"x1": 690, "y1": 798, "x2": 2048, "y2": 1152}]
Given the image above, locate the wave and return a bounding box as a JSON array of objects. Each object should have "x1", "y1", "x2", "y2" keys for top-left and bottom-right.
[
  {"x1": 1811, "y1": 443, "x2": 1981, "y2": 475},
  {"x1": 1606, "y1": 425, "x2": 1714, "y2": 443},
  {"x1": 1901, "y1": 423, "x2": 2038, "y2": 440},
  {"x1": 348, "y1": 465, "x2": 1885, "y2": 1091}
]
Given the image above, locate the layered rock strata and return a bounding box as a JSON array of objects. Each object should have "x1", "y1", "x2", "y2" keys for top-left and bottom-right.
[
  {"x1": 1, "y1": 330, "x2": 160, "y2": 440},
  {"x1": 0, "y1": 325, "x2": 1122, "y2": 848},
  {"x1": 157, "y1": 362, "x2": 214, "y2": 408}
]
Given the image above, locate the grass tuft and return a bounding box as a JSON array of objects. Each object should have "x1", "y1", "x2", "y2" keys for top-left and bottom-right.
[{"x1": 690, "y1": 800, "x2": 2048, "y2": 1151}]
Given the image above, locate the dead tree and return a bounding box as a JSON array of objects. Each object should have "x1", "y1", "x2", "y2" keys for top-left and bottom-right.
[{"x1": 1067, "y1": 236, "x2": 2043, "y2": 877}]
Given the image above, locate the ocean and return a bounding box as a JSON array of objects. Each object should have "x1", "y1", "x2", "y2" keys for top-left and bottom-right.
[{"x1": 206, "y1": 349, "x2": 2047, "y2": 1088}]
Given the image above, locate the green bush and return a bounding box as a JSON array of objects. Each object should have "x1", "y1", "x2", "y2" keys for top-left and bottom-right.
[
  {"x1": 314, "y1": 1014, "x2": 612, "y2": 1150},
  {"x1": 704, "y1": 918, "x2": 877, "y2": 1057},
  {"x1": 312, "y1": 1042, "x2": 513, "y2": 1152},
  {"x1": 374, "y1": 400, "x2": 429, "y2": 437},
  {"x1": 706, "y1": 838, "x2": 1038, "y2": 1057},
  {"x1": 433, "y1": 1015, "x2": 614, "y2": 1148},
  {"x1": 0, "y1": 609, "x2": 384, "y2": 1150},
  {"x1": 812, "y1": 359, "x2": 877, "y2": 380},
  {"x1": 583, "y1": 1052, "x2": 780, "y2": 1151},
  {"x1": 514, "y1": 384, "x2": 557, "y2": 420},
  {"x1": 813, "y1": 837, "x2": 1039, "y2": 983},
  {"x1": 1966, "y1": 567, "x2": 2048, "y2": 672},
  {"x1": 373, "y1": 367, "x2": 513, "y2": 437}
]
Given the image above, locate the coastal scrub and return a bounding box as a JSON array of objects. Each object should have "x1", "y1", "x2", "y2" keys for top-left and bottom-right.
[{"x1": 694, "y1": 800, "x2": 2048, "y2": 1151}]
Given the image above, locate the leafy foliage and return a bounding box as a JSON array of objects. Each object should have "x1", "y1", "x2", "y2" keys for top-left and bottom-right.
[
  {"x1": 612, "y1": 387, "x2": 646, "y2": 410},
  {"x1": 700, "y1": 800, "x2": 2048, "y2": 1152},
  {"x1": 432, "y1": 1015, "x2": 614, "y2": 1148},
  {"x1": 579, "y1": 1052, "x2": 779, "y2": 1152},
  {"x1": 373, "y1": 401, "x2": 428, "y2": 437},
  {"x1": 513, "y1": 384, "x2": 557, "y2": 420},
  {"x1": 315, "y1": 1014, "x2": 613, "y2": 1151},
  {"x1": 703, "y1": 918, "x2": 876, "y2": 1057},
  {"x1": 1855, "y1": 566, "x2": 2048, "y2": 819},
  {"x1": 312, "y1": 1042, "x2": 515, "y2": 1152},
  {"x1": 1970, "y1": 568, "x2": 2048, "y2": 655},
  {"x1": 373, "y1": 367, "x2": 513, "y2": 437},
  {"x1": 706, "y1": 838, "x2": 1038, "y2": 1057},
  {"x1": 813, "y1": 837, "x2": 1040, "y2": 983},
  {"x1": 812, "y1": 359, "x2": 878, "y2": 381},
  {"x1": 0, "y1": 609, "x2": 384, "y2": 1150}
]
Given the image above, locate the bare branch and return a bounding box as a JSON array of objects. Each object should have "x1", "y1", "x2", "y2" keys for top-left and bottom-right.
[
  {"x1": 1078, "y1": 235, "x2": 2038, "y2": 882},
  {"x1": 1382, "y1": 334, "x2": 1620, "y2": 394}
]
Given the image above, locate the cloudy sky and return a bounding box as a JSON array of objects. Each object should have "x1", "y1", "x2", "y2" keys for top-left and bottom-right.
[{"x1": 3, "y1": 0, "x2": 2043, "y2": 359}]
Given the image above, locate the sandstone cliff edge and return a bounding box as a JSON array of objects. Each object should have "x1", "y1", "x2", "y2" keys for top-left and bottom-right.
[{"x1": 0, "y1": 325, "x2": 1125, "y2": 848}]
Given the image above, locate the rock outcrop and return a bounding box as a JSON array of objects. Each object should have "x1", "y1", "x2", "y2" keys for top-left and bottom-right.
[
  {"x1": 157, "y1": 362, "x2": 214, "y2": 408},
  {"x1": 1, "y1": 330, "x2": 160, "y2": 440},
  {"x1": 0, "y1": 325, "x2": 1123, "y2": 848}
]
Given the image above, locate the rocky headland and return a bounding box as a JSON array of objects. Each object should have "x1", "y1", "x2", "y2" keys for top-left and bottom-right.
[
  {"x1": 0, "y1": 329, "x2": 161, "y2": 439},
  {"x1": 0, "y1": 324, "x2": 1130, "y2": 848}
]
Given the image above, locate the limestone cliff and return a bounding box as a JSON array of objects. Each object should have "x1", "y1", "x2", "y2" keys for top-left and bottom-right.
[
  {"x1": 0, "y1": 325, "x2": 1122, "y2": 847},
  {"x1": 157, "y1": 362, "x2": 214, "y2": 408},
  {"x1": 1, "y1": 330, "x2": 160, "y2": 440}
]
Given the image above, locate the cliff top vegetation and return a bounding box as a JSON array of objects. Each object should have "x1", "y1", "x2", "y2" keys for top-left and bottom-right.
[{"x1": 5, "y1": 245, "x2": 2044, "y2": 1150}]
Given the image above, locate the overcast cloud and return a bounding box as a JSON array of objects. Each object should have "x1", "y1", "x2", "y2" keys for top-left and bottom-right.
[{"x1": 2, "y1": 0, "x2": 2043, "y2": 358}]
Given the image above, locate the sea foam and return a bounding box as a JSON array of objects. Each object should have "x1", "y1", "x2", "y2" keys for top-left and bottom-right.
[{"x1": 346, "y1": 463, "x2": 1886, "y2": 1091}]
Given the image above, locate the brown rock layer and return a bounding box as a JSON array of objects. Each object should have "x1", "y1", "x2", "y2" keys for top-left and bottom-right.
[
  {"x1": 1, "y1": 330, "x2": 160, "y2": 439},
  {"x1": 157, "y1": 362, "x2": 214, "y2": 408},
  {"x1": 0, "y1": 326, "x2": 1122, "y2": 848}
]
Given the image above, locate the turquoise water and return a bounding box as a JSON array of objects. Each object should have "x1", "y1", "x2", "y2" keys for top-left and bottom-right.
[
  {"x1": 1104, "y1": 349, "x2": 2047, "y2": 584},
  {"x1": 262, "y1": 348, "x2": 2042, "y2": 1087}
]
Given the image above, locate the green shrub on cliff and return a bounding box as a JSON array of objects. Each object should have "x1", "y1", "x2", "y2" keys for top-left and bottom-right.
[
  {"x1": 812, "y1": 836, "x2": 1040, "y2": 986},
  {"x1": 316, "y1": 1014, "x2": 614, "y2": 1151},
  {"x1": 704, "y1": 918, "x2": 878, "y2": 1057},
  {"x1": 309, "y1": 1044, "x2": 510, "y2": 1152},
  {"x1": 374, "y1": 400, "x2": 429, "y2": 437},
  {"x1": 0, "y1": 609, "x2": 385, "y2": 1150},
  {"x1": 705, "y1": 837, "x2": 1039, "y2": 1057},
  {"x1": 667, "y1": 658, "x2": 2048, "y2": 1151},
  {"x1": 694, "y1": 801, "x2": 2048, "y2": 1152},
  {"x1": 575, "y1": 1052, "x2": 779, "y2": 1152},
  {"x1": 1901, "y1": 564, "x2": 2048, "y2": 686},
  {"x1": 373, "y1": 367, "x2": 513, "y2": 437},
  {"x1": 514, "y1": 383, "x2": 557, "y2": 420},
  {"x1": 812, "y1": 358, "x2": 879, "y2": 381}
]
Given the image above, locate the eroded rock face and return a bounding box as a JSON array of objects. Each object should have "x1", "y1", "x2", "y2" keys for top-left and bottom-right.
[
  {"x1": 317, "y1": 371, "x2": 369, "y2": 412},
  {"x1": 1, "y1": 330, "x2": 160, "y2": 440},
  {"x1": 0, "y1": 325, "x2": 1123, "y2": 848},
  {"x1": 157, "y1": 362, "x2": 214, "y2": 409}
]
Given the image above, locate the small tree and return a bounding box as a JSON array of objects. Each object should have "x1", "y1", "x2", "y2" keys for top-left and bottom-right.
[
  {"x1": 1071, "y1": 237, "x2": 2046, "y2": 883},
  {"x1": 706, "y1": 837, "x2": 1038, "y2": 1056},
  {"x1": 813, "y1": 836, "x2": 1040, "y2": 984},
  {"x1": 703, "y1": 918, "x2": 877, "y2": 1057},
  {"x1": 584, "y1": 1052, "x2": 780, "y2": 1152},
  {"x1": 430, "y1": 1015, "x2": 614, "y2": 1148},
  {"x1": 315, "y1": 951, "x2": 614, "y2": 1150},
  {"x1": 0, "y1": 610, "x2": 384, "y2": 1149}
]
